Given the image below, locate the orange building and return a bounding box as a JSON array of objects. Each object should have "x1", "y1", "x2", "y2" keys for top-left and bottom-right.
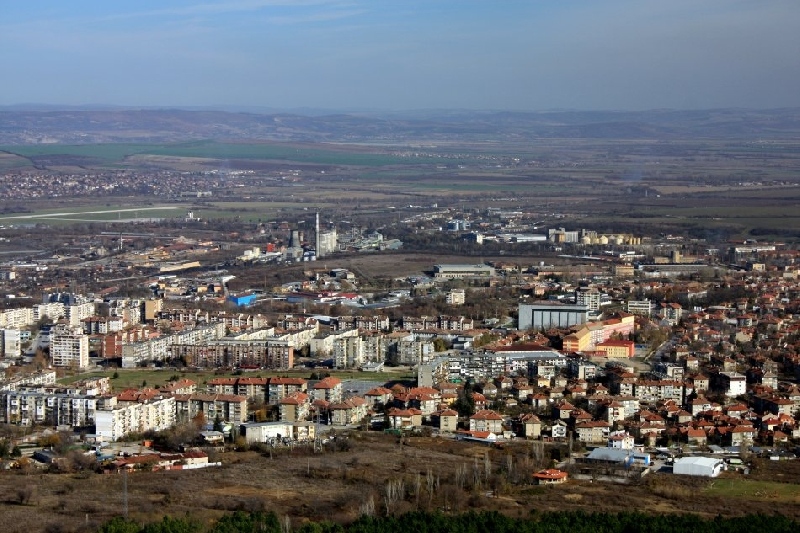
[{"x1": 595, "y1": 340, "x2": 635, "y2": 358}]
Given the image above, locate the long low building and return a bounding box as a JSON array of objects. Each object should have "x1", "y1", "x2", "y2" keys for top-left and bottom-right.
[
  {"x1": 240, "y1": 421, "x2": 316, "y2": 444},
  {"x1": 672, "y1": 456, "x2": 725, "y2": 477},
  {"x1": 171, "y1": 338, "x2": 294, "y2": 369},
  {"x1": 433, "y1": 264, "x2": 496, "y2": 279}
]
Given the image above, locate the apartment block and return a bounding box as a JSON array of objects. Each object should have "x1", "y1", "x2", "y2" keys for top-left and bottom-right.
[
  {"x1": 50, "y1": 324, "x2": 90, "y2": 369},
  {"x1": 95, "y1": 397, "x2": 176, "y2": 441}
]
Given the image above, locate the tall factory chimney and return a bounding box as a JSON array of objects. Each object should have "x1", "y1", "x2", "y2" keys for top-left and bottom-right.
[{"x1": 315, "y1": 211, "x2": 321, "y2": 258}]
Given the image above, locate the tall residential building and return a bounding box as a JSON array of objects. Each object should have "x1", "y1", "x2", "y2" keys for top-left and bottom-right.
[
  {"x1": 575, "y1": 287, "x2": 601, "y2": 312},
  {"x1": 333, "y1": 336, "x2": 364, "y2": 369},
  {"x1": 0, "y1": 329, "x2": 21, "y2": 358},
  {"x1": 50, "y1": 324, "x2": 90, "y2": 369},
  {"x1": 0, "y1": 308, "x2": 33, "y2": 329},
  {"x1": 143, "y1": 299, "x2": 163, "y2": 322},
  {"x1": 65, "y1": 302, "x2": 96, "y2": 326},
  {"x1": 33, "y1": 302, "x2": 65, "y2": 323}
]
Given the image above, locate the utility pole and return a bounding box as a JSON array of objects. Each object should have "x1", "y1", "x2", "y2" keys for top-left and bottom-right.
[{"x1": 122, "y1": 469, "x2": 129, "y2": 519}]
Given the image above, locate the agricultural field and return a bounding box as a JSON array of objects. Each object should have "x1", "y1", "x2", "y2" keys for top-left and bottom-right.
[
  {"x1": 0, "y1": 205, "x2": 183, "y2": 225},
  {"x1": 2, "y1": 132, "x2": 800, "y2": 240},
  {"x1": 1, "y1": 141, "x2": 443, "y2": 168}
]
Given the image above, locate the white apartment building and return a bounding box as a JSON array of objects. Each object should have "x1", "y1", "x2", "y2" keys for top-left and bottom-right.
[
  {"x1": 0, "y1": 329, "x2": 21, "y2": 358},
  {"x1": 121, "y1": 323, "x2": 225, "y2": 367},
  {"x1": 0, "y1": 308, "x2": 34, "y2": 329},
  {"x1": 626, "y1": 299, "x2": 653, "y2": 316},
  {"x1": 333, "y1": 336, "x2": 364, "y2": 369},
  {"x1": 0, "y1": 370, "x2": 58, "y2": 392},
  {"x1": 33, "y1": 302, "x2": 65, "y2": 323},
  {"x1": 95, "y1": 397, "x2": 176, "y2": 441},
  {"x1": 575, "y1": 287, "x2": 601, "y2": 312},
  {"x1": 309, "y1": 328, "x2": 358, "y2": 357},
  {"x1": 0, "y1": 391, "x2": 109, "y2": 426},
  {"x1": 396, "y1": 337, "x2": 435, "y2": 366},
  {"x1": 65, "y1": 302, "x2": 96, "y2": 327},
  {"x1": 360, "y1": 334, "x2": 386, "y2": 363},
  {"x1": 50, "y1": 325, "x2": 89, "y2": 369}
]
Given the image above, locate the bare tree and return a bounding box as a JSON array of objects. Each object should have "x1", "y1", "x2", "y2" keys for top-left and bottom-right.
[
  {"x1": 472, "y1": 457, "x2": 482, "y2": 490},
  {"x1": 384, "y1": 478, "x2": 405, "y2": 516},
  {"x1": 455, "y1": 463, "x2": 467, "y2": 490},
  {"x1": 280, "y1": 515, "x2": 291, "y2": 533},
  {"x1": 358, "y1": 495, "x2": 376, "y2": 517},
  {"x1": 412, "y1": 472, "x2": 422, "y2": 508},
  {"x1": 426, "y1": 468, "x2": 437, "y2": 506},
  {"x1": 531, "y1": 440, "x2": 545, "y2": 468}
]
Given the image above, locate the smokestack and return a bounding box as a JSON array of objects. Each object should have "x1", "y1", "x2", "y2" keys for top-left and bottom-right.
[{"x1": 316, "y1": 211, "x2": 321, "y2": 258}]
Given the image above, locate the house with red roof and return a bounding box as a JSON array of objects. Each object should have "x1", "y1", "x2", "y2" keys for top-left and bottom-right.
[
  {"x1": 313, "y1": 377, "x2": 343, "y2": 403},
  {"x1": 469, "y1": 409, "x2": 504, "y2": 434},
  {"x1": 329, "y1": 397, "x2": 368, "y2": 426},
  {"x1": 279, "y1": 392, "x2": 311, "y2": 422},
  {"x1": 532, "y1": 468, "x2": 568, "y2": 485},
  {"x1": 686, "y1": 427, "x2": 707, "y2": 446},
  {"x1": 387, "y1": 407, "x2": 423, "y2": 430},
  {"x1": 575, "y1": 420, "x2": 611, "y2": 444},
  {"x1": 433, "y1": 409, "x2": 459, "y2": 433}
]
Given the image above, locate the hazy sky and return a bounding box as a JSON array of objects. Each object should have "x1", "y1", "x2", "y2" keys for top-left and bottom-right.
[{"x1": 2, "y1": 0, "x2": 799, "y2": 111}]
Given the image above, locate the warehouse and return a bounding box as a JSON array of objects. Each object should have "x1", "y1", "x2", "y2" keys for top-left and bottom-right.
[{"x1": 672, "y1": 456, "x2": 724, "y2": 478}]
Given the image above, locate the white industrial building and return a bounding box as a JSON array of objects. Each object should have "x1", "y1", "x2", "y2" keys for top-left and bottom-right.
[
  {"x1": 240, "y1": 421, "x2": 315, "y2": 444},
  {"x1": 672, "y1": 456, "x2": 724, "y2": 478}
]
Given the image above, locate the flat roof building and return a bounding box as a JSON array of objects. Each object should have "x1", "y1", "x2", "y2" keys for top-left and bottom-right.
[
  {"x1": 433, "y1": 264, "x2": 495, "y2": 279},
  {"x1": 519, "y1": 302, "x2": 589, "y2": 331}
]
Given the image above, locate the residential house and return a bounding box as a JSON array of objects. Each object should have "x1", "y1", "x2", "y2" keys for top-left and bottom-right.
[
  {"x1": 279, "y1": 392, "x2": 311, "y2": 422},
  {"x1": 387, "y1": 407, "x2": 423, "y2": 430},
  {"x1": 469, "y1": 409, "x2": 504, "y2": 435},
  {"x1": 575, "y1": 420, "x2": 611, "y2": 444}
]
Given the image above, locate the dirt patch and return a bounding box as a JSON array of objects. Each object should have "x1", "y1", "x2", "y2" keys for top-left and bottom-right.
[{"x1": 0, "y1": 434, "x2": 799, "y2": 532}]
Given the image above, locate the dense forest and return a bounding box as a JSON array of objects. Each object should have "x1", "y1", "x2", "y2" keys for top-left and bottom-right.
[{"x1": 99, "y1": 509, "x2": 798, "y2": 533}]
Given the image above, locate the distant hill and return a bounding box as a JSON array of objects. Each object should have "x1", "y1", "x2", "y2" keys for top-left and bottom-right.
[{"x1": 1, "y1": 107, "x2": 799, "y2": 145}]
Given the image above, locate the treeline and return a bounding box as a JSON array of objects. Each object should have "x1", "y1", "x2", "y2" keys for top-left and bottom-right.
[{"x1": 99, "y1": 510, "x2": 798, "y2": 533}]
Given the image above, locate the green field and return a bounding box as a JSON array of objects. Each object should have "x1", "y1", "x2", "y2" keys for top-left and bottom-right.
[
  {"x1": 1, "y1": 143, "x2": 160, "y2": 161},
  {"x1": 1, "y1": 141, "x2": 442, "y2": 167},
  {"x1": 705, "y1": 477, "x2": 800, "y2": 503}
]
